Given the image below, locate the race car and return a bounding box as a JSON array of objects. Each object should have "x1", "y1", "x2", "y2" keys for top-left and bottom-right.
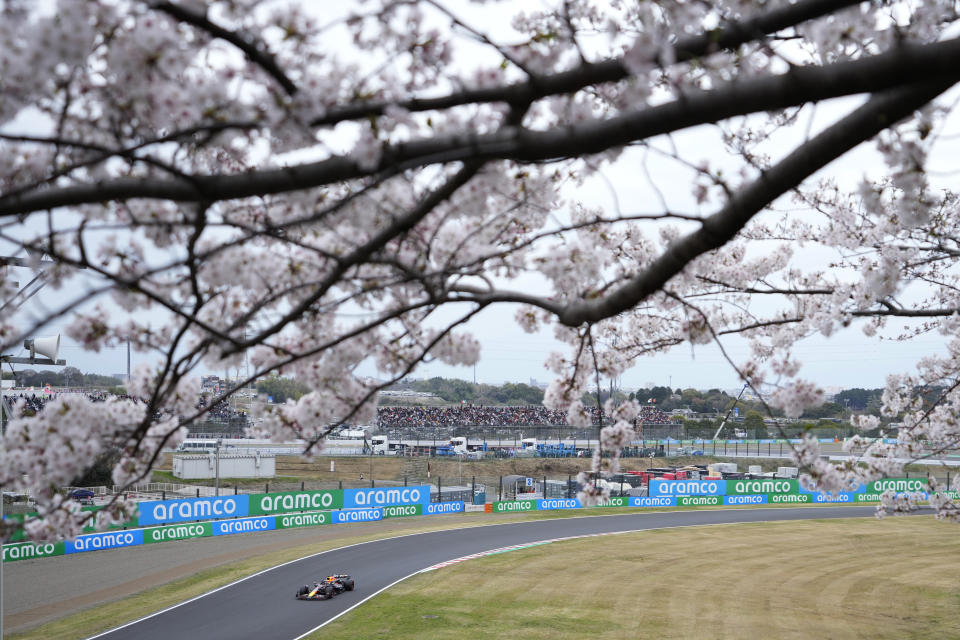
[{"x1": 295, "y1": 574, "x2": 355, "y2": 600}]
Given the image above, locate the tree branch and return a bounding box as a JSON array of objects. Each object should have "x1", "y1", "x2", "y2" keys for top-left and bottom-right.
[
  {"x1": 151, "y1": 1, "x2": 298, "y2": 95},
  {"x1": 556, "y1": 79, "x2": 959, "y2": 326},
  {"x1": 309, "y1": 0, "x2": 864, "y2": 126},
  {"x1": 3, "y1": 37, "x2": 959, "y2": 217}
]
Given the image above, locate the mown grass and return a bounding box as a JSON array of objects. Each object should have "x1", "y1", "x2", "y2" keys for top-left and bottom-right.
[{"x1": 311, "y1": 517, "x2": 960, "y2": 640}]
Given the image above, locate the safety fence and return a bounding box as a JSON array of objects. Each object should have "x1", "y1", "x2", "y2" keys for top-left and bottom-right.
[{"x1": 4, "y1": 477, "x2": 955, "y2": 563}]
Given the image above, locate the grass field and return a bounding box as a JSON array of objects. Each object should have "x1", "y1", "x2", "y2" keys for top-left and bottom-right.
[
  {"x1": 312, "y1": 517, "x2": 960, "y2": 640},
  {"x1": 11, "y1": 511, "x2": 959, "y2": 639}
]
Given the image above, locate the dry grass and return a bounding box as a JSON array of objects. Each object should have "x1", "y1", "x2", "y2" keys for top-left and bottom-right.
[{"x1": 314, "y1": 517, "x2": 960, "y2": 640}]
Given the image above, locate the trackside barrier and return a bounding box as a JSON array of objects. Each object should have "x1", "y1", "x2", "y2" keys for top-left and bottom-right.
[
  {"x1": 4, "y1": 506, "x2": 137, "y2": 542},
  {"x1": 135, "y1": 485, "x2": 431, "y2": 525},
  {"x1": 3, "y1": 480, "x2": 955, "y2": 563},
  {"x1": 1, "y1": 496, "x2": 442, "y2": 562}
]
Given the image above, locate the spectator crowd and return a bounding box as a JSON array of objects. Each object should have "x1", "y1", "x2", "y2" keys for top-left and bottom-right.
[{"x1": 376, "y1": 404, "x2": 675, "y2": 429}]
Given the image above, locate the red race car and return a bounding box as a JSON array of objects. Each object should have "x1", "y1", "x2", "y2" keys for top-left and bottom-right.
[{"x1": 295, "y1": 574, "x2": 356, "y2": 600}]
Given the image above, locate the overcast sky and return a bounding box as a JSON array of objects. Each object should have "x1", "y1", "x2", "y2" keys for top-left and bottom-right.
[{"x1": 3, "y1": 2, "x2": 958, "y2": 394}]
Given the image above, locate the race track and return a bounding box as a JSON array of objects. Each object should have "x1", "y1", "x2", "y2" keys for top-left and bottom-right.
[{"x1": 89, "y1": 506, "x2": 880, "y2": 640}]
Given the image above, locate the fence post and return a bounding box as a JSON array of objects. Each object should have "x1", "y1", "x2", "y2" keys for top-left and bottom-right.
[
  {"x1": 301, "y1": 480, "x2": 305, "y2": 491},
  {"x1": 162, "y1": 490, "x2": 165, "y2": 500},
  {"x1": 338, "y1": 480, "x2": 342, "y2": 490},
  {"x1": 499, "y1": 475, "x2": 503, "y2": 501},
  {"x1": 543, "y1": 475, "x2": 547, "y2": 498},
  {"x1": 266, "y1": 482, "x2": 269, "y2": 493},
  {"x1": 196, "y1": 488, "x2": 200, "y2": 498},
  {"x1": 567, "y1": 474, "x2": 572, "y2": 498},
  {"x1": 404, "y1": 474, "x2": 408, "y2": 487},
  {"x1": 438, "y1": 476, "x2": 442, "y2": 502},
  {"x1": 234, "y1": 485, "x2": 238, "y2": 495}
]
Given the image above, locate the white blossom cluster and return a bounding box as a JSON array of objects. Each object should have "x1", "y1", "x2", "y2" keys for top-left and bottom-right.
[{"x1": 0, "y1": 0, "x2": 959, "y2": 540}]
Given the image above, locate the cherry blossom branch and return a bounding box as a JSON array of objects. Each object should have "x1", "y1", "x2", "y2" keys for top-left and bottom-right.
[
  {"x1": 3, "y1": 36, "x2": 959, "y2": 217},
  {"x1": 228, "y1": 161, "x2": 483, "y2": 352},
  {"x1": 308, "y1": 0, "x2": 863, "y2": 126},
  {"x1": 556, "y1": 78, "x2": 959, "y2": 326},
  {"x1": 150, "y1": 1, "x2": 298, "y2": 95}
]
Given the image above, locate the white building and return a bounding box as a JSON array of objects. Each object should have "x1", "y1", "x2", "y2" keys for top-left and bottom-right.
[{"x1": 173, "y1": 452, "x2": 275, "y2": 479}]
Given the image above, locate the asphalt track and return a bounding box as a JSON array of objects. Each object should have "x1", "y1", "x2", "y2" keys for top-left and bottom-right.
[{"x1": 86, "y1": 505, "x2": 882, "y2": 640}]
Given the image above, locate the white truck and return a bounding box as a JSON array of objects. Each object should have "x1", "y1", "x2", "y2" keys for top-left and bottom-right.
[
  {"x1": 450, "y1": 436, "x2": 487, "y2": 459},
  {"x1": 369, "y1": 435, "x2": 407, "y2": 455}
]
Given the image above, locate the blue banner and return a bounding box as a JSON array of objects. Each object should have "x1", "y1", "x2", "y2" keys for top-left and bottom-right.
[
  {"x1": 211, "y1": 516, "x2": 275, "y2": 536},
  {"x1": 332, "y1": 508, "x2": 383, "y2": 523},
  {"x1": 809, "y1": 492, "x2": 859, "y2": 503},
  {"x1": 537, "y1": 498, "x2": 581, "y2": 510},
  {"x1": 65, "y1": 529, "x2": 143, "y2": 554},
  {"x1": 138, "y1": 495, "x2": 250, "y2": 525},
  {"x1": 723, "y1": 495, "x2": 768, "y2": 505},
  {"x1": 799, "y1": 484, "x2": 866, "y2": 495},
  {"x1": 426, "y1": 501, "x2": 464, "y2": 515},
  {"x1": 649, "y1": 479, "x2": 726, "y2": 497},
  {"x1": 343, "y1": 486, "x2": 430, "y2": 508},
  {"x1": 628, "y1": 496, "x2": 677, "y2": 507}
]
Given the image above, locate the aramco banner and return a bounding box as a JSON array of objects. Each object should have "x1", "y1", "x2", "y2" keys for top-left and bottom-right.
[
  {"x1": 137, "y1": 495, "x2": 250, "y2": 526},
  {"x1": 135, "y1": 486, "x2": 430, "y2": 525},
  {"x1": 249, "y1": 490, "x2": 344, "y2": 515},
  {"x1": 343, "y1": 486, "x2": 431, "y2": 509}
]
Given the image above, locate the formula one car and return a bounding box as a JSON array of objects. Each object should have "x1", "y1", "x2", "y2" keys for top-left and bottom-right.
[{"x1": 295, "y1": 574, "x2": 355, "y2": 600}]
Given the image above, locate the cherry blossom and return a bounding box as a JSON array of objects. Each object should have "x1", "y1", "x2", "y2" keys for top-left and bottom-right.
[{"x1": 1, "y1": 0, "x2": 960, "y2": 540}]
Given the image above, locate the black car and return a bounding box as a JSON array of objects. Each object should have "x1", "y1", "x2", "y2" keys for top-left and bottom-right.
[
  {"x1": 296, "y1": 574, "x2": 355, "y2": 600},
  {"x1": 69, "y1": 489, "x2": 95, "y2": 505}
]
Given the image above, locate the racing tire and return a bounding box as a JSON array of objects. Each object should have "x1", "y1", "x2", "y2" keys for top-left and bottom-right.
[
  {"x1": 343, "y1": 579, "x2": 355, "y2": 591},
  {"x1": 296, "y1": 586, "x2": 308, "y2": 599},
  {"x1": 323, "y1": 585, "x2": 335, "y2": 599}
]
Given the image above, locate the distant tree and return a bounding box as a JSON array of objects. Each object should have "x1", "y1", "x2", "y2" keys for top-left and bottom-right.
[
  {"x1": 833, "y1": 389, "x2": 881, "y2": 411},
  {"x1": 61, "y1": 366, "x2": 83, "y2": 387},
  {"x1": 71, "y1": 448, "x2": 121, "y2": 487},
  {"x1": 743, "y1": 411, "x2": 767, "y2": 439},
  {"x1": 256, "y1": 376, "x2": 309, "y2": 404}
]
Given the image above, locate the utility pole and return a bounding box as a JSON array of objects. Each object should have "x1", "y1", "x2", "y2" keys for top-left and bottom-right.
[{"x1": 215, "y1": 438, "x2": 222, "y2": 496}]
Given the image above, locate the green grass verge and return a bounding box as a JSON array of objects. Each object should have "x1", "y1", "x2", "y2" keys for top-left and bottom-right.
[{"x1": 311, "y1": 517, "x2": 960, "y2": 640}]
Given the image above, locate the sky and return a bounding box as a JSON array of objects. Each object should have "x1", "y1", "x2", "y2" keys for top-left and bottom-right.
[{"x1": 2, "y1": 2, "x2": 957, "y2": 394}]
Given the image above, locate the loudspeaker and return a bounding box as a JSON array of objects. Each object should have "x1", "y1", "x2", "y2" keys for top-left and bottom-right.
[{"x1": 24, "y1": 335, "x2": 60, "y2": 362}]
